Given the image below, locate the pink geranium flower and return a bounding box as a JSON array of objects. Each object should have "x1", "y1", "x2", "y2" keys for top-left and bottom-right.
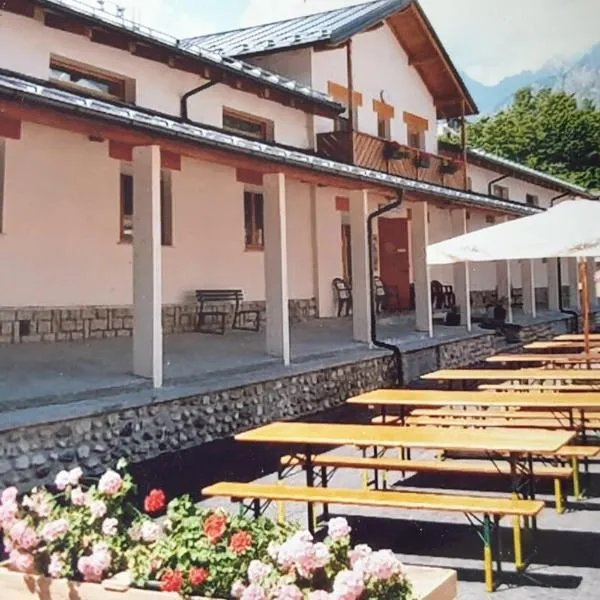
[
  {"x1": 9, "y1": 550, "x2": 34, "y2": 573},
  {"x1": 327, "y1": 517, "x2": 351, "y2": 542},
  {"x1": 247, "y1": 560, "x2": 272, "y2": 584},
  {"x1": 41, "y1": 518, "x2": 69, "y2": 543},
  {"x1": 98, "y1": 470, "x2": 123, "y2": 496},
  {"x1": 241, "y1": 584, "x2": 267, "y2": 600},
  {"x1": 1, "y1": 487, "x2": 18, "y2": 505},
  {"x1": 54, "y1": 471, "x2": 71, "y2": 491},
  {"x1": 88, "y1": 499, "x2": 107, "y2": 521},
  {"x1": 71, "y1": 487, "x2": 86, "y2": 506},
  {"x1": 48, "y1": 553, "x2": 65, "y2": 578},
  {"x1": 277, "y1": 584, "x2": 303, "y2": 600},
  {"x1": 332, "y1": 570, "x2": 364, "y2": 600}
]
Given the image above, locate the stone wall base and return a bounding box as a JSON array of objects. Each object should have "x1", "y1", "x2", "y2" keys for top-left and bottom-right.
[
  {"x1": 470, "y1": 286, "x2": 571, "y2": 310},
  {"x1": 0, "y1": 299, "x2": 317, "y2": 344}
]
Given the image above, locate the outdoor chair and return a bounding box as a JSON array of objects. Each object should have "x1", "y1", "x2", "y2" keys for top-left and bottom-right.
[
  {"x1": 195, "y1": 289, "x2": 260, "y2": 335},
  {"x1": 373, "y1": 276, "x2": 401, "y2": 313},
  {"x1": 332, "y1": 278, "x2": 352, "y2": 317},
  {"x1": 431, "y1": 280, "x2": 456, "y2": 310}
]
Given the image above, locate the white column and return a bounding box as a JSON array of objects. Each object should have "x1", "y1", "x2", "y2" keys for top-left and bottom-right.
[
  {"x1": 567, "y1": 258, "x2": 580, "y2": 310},
  {"x1": 449, "y1": 208, "x2": 471, "y2": 331},
  {"x1": 349, "y1": 189, "x2": 371, "y2": 342},
  {"x1": 264, "y1": 173, "x2": 290, "y2": 364},
  {"x1": 521, "y1": 259, "x2": 536, "y2": 317},
  {"x1": 133, "y1": 145, "x2": 163, "y2": 387},
  {"x1": 496, "y1": 261, "x2": 513, "y2": 323},
  {"x1": 547, "y1": 258, "x2": 560, "y2": 311},
  {"x1": 410, "y1": 201, "x2": 433, "y2": 335},
  {"x1": 310, "y1": 185, "x2": 339, "y2": 318},
  {"x1": 586, "y1": 257, "x2": 597, "y2": 308}
]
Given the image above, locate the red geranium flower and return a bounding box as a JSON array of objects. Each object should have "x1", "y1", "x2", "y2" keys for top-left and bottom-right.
[
  {"x1": 229, "y1": 531, "x2": 253, "y2": 554},
  {"x1": 144, "y1": 489, "x2": 167, "y2": 514},
  {"x1": 204, "y1": 512, "x2": 228, "y2": 543},
  {"x1": 161, "y1": 569, "x2": 183, "y2": 592},
  {"x1": 190, "y1": 566, "x2": 209, "y2": 587}
]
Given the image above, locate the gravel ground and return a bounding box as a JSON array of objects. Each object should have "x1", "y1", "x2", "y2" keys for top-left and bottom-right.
[
  {"x1": 135, "y1": 405, "x2": 600, "y2": 599},
  {"x1": 193, "y1": 443, "x2": 600, "y2": 600}
]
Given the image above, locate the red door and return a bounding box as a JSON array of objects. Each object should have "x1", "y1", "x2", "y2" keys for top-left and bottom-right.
[{"x1": 378, "y1": 218, "x2": 410, "y2": 309}]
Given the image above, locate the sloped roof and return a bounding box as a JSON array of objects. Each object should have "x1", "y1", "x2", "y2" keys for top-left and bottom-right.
[
  {"x1": 439, "y1": 141, "x2": 596, "y2": 199},
  {"x1": 183, "y1": 0, "x2": 477, "y2": 119},
  {"x1": 2, "y1": 0, "x2": 343, "y2": 117},
  {"x1": 0, "y1": 69, "x2": 535, "y2": 217}
]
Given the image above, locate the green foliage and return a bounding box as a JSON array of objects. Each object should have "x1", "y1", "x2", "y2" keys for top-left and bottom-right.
[{"x1": 448, "y1": 87, "x2": 600, "y2": 190}]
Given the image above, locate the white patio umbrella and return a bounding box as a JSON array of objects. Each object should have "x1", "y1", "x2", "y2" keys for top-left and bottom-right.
[{"x1": 427, "y1": 199, "x2": 600, "y2": 352}]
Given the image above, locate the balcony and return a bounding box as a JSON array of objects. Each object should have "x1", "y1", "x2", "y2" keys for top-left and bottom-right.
[{"x1": 316, "y1": 131, "x2": 466, "y2": 190}]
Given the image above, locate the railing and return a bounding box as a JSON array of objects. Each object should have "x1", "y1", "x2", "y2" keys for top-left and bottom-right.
[{"x1": 316, "y1": 131, "x2": 466, "y2": 190}]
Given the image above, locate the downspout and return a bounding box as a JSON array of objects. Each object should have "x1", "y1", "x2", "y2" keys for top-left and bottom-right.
[
  {"x1": 487, "y1": 174, "x2": 510, "y2": 196},
  {"x1": 551, "y1": 193, "x2": 578, "y2": 331},
  {"x1": 180, "y1": 80, "x2": 219, "y2": 120},
  {"x1": 367, "y1": 190, "x2": 404, "y2": 386}
]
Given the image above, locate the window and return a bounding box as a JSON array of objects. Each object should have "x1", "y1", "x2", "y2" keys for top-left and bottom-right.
[
  {"x1": 244, "y1": 191, "x2": 264, "y2": 250},
  {"x1": 223, "y1": 108, "x2": 273, "y2": 141},
  {"x1": 406, "y1": 126, "x2": 424, "y2": 150},
  {"x1": 466, "y1": 176, "x2": 473, "y2": 192},
  {"x1": 50, "y1": 56, "x2": 134, "y2": 102},
  {"x1": 492, "y1": 184, "x2": 509, "y2": 199},
  {"x1": 120, "y1": 171, "x2": 173, "y2": 246},
  {"x1": 485, "y1": 215, "x2": 496, "y2": 224},
  {"x1": 377, "y1": 116, "x2": 391, "y2": 140},
  {"x1": 526, "y1": 194, "x2": 539, "y2": 206}
]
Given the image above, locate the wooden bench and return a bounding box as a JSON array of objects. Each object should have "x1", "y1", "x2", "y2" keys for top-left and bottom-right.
[
  {"x1": 478, "y1": 383, "x2": 600, "y2": 392},
  {"x1": 195, "y1": 289, "x2": 260, "y2": 335},
  {"x1": 408, "y1": 408, "x2": 600, "y2": 419},
  {"x1": 202, "y1": 480, "x2": 544, "y2": 592},
  {"x1": 279, "y1": 453, "x2": 572, "y2": 514}
]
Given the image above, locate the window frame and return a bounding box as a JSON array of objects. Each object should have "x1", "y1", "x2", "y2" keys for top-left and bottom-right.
[
  {"x1": 406, "y1": 126, "x2": 424, "y2": 150},
  {"x1": 223, "y1": 107, "x2": 274, "y2": 142},
  {"x1": 377, "y1": 115, "x2": 391, "y2": 140},
  {"x1": 50, "y1": 55, "x2": 135, "y2": 103},
  {"x1": 244, "y1": 190, "x2": 264, "y2": 251},
  {"x1": 492, "y1": 184, "x2": 509, "y2": 199},
  {"x1": 119, "y1": 167, "x2": 173, "y2": 246}
]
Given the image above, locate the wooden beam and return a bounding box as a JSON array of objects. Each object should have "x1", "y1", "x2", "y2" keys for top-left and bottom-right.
[
  {"x1": 408, "y1": 55, "x2": 438, "y2": 67},
  {"x1": 0, "y1": 97, "x2": 393, "y2": 194},
  {"x1": 372, "y1": 98, "x2": 395, "y2": 120},
  {"x1": 33, "y1": 5, "x2": 45, "y2": 22}
]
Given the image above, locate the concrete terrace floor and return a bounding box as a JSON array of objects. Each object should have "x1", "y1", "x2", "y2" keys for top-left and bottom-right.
[
  {"x1": 171, "y1": 404, "x2": 600, "y2": 600},
  {"x1": 0, "y1": 310, "x2": 568, "y2": 425}
]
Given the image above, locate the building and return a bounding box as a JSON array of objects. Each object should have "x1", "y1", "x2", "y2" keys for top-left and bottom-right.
[{"x1": 0, "y1": 0, "x2": 595, "y2": 487}]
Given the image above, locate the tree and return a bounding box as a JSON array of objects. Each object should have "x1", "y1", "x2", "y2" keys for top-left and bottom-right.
[{"x1": 444, "y1": 88, "x2": 600, "y2": 190}]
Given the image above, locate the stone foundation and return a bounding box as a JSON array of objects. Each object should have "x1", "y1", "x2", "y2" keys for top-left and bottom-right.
[
  {"x1": 0, "y1": 315, "x2": 574, "y2": 489},
  {"x1": 0, "y1": 299, "x2": 317, "y2": 344},
  {"x1": 470, "y1": 286, "x2": 572, "y2": 311}
]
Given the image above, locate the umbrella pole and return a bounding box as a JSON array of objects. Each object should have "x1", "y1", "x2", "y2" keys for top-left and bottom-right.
[{"x1": 579, "y1": 259, "x2": 591, "y2": 358}]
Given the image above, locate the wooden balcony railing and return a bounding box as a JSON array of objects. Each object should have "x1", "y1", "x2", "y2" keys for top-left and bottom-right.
[{"x1": 316, "y1": 131, "x2": 466, "y2": 190}]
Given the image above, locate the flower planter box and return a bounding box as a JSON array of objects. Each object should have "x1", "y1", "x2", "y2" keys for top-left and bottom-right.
[{"x1": 0, "y1": 565, "x2": 457, "y2": 600}]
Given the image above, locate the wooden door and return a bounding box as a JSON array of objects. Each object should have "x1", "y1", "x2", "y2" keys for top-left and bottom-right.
[
  {"x1": 378, "y1": 217, "x2": 410, "y2": 309},
  {"x1": 341, "y1": 224, "x2": 352, "y2": 282}
]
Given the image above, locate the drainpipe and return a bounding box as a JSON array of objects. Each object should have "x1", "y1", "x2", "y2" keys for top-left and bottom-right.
[
  {"x1": 180, "y1": 80, "x2": 219, "y2": 120},
  {"x1": 367, "y1": 190, "x2": 404, "y2": 386},
  {"x1": 550, "y1": 193, "x2": 578, "y2": 331},
  {"x1": 487, "y1": 174, "x2": 509, "y2": 196}
]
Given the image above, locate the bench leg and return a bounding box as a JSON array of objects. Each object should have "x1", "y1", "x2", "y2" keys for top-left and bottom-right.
[
  {"x1": 572, "y1": 457, "x2": 582, "y2": 500},
  {"x1": 513, "y1": 515, "x2": 524, "y2": 572},
  {"x1": 276, "y1": 469, "x2": 286, "y2": 524},
  {"x1": 554, "y1": 478, "x2": 565, "y2": 514},
  {"x1": 483, "y1": 513, "x2": 495, "y2": 593}
]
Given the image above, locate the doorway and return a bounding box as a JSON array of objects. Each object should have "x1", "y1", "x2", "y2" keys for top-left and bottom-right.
[{"x1": 378, "y1": 217, "x2": 410, "y2": 309}]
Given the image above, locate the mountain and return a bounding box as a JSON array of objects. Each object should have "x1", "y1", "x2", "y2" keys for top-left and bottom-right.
[{"x1": 463, "y1": 43, "x2": 600, "y2": 114}]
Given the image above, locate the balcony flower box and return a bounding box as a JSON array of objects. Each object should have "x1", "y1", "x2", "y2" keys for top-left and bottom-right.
[
  {"x1": 439, "y1": 160, "x2": 460, "y2": 175},
  {"x1": 383, "y1": 141, "x2": 411, "y2": 161},
  {"x1": 413, "y1": 154, "x2": 431, "y2": 169},
  {"x1": 0, "y1": 564, "x2": 457, "y2": 600}
]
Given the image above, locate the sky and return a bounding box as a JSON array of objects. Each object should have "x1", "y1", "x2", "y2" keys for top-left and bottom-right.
[{"x1": 105, "y1": 0, "x2": 600, "y2": 85}]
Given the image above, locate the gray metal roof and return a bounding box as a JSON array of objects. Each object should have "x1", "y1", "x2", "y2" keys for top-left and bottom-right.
[
  {"x1": 183, "y1": 0, "x2": 406, "y2": 56},
  {"x1": 0, "y1": 70, "x2": 538, "y2": 217},
  {"x1": 468, "y1": 148, "x2": 593, "y2": 198},
  {"x1": 33, "y1": 0, "x2": 342, "y2": 112}
]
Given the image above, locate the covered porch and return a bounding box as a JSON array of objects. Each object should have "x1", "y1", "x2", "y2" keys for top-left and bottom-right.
[{"x1": 0, "y1": 309, "x2": 573, "y2": 418}]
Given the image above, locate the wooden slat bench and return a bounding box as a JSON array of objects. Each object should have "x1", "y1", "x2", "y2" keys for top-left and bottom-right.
[
  {"x1": 279, "y1": 453, "x2": 572, "y2": 513},
  {"x1": 409, "y1": 408, "x2": 600, "y2": 420},
  {"x1": 195, "y1": 289, "x2": 260, "y2": 335},
  {"x1": 404, "y1": 415, "x2": 600, "y2": 430},
  {"x1": 202, "y1": 481, "x2": 544, "y2": 592},
  {"x1": 478, "y1": 383, "x2": 600, "y2": 392}
]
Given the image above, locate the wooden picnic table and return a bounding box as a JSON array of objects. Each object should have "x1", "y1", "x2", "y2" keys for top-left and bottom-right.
[
  {"x1": 422, "y1": 368, "x2": 600, "y2": 384},
  {"x1": 556, "y1": 334, "x2": 600, "y2": 341},
  {"x1": 486, "y1": 353, "x2": 600, "y2": 366},
  {"x1": 524, "y1": 341, "x2": 600, "y2": 352},
  {"x1": 236, "y1": 421, "x2": 574, "y2": 525}
]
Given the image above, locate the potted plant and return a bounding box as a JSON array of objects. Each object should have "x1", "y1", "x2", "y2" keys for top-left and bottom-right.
[
  {"x1": 382, "y1": 141, "x2": 410, "y2": 161},
  {"x1": 412, "y1": 153, "x2": 430, "y2": 169},
  {"x1": 0, "y1": 462, "x2": 457, "y2": 599},
  {"x1": 439, "y1": 160, "x2": 459, "y2": 175}
]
